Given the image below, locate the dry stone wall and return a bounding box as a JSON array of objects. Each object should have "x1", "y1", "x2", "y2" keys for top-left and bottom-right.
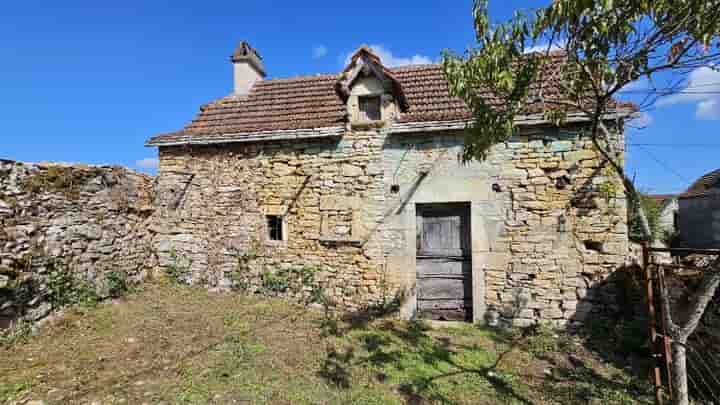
[{"x1": 0, "y1": 160, "x2": 156, "y2": 328}]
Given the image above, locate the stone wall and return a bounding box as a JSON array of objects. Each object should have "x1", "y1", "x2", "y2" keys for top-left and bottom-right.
[
  {"x1": 155, "y1": 123, "x2": 630, "y2": 327},
  {"x1": 382, "y1": 126, "x2": 628, "y2": 327},
  {"x1": 0, "y1": 160, "x2": 156, "y2": 328},
  {"x1": 155, "y1": 129, "x2": 389, "y2": 310}
]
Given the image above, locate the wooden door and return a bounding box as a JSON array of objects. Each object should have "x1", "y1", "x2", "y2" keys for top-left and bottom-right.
[{"x1": 416, "y1": 203, "x2": 472, "y2": 321}]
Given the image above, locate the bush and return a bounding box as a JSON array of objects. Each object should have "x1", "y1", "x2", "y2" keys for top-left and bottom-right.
[
  {"x1": 165, "y1": 248, "x2": 192, "y2": 283},
  {"x1": 47, "y1": 261, "x2": 99, "y2": 309},
  {"x1": 106, "y1": 271, "x2": 128, "y2": 297},
  {"x1": 524, "y1": 322, "x2": 562, "y2": 357}
]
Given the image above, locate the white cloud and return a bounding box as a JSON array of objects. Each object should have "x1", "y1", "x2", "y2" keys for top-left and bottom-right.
[
  {"x1": 312, "y1": 45, "x2": 328, "y2": 59},
  {"x1": 524, "y1": 43, "x2": 562, "y2": 54},
  {"x1": 656, "y1": 66, "x2": 720, "y2": 120},
  {"x1": 135, "y1": 157, "x2": 159, "y2": 170},
  {"x1": 628, "y1": 111, "x2": 654, "y2": 128},
  {"x1": 342, "y1": 44, "x2": 433, "y2": 68}
]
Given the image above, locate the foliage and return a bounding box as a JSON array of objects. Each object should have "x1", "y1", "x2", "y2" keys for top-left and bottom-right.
[
  {"x1": 47, "y1": 261, "x2": 99, "y2": 309},
  {"x1": 22, "y1": 166, "x2": 101, "y2": 200},
  {"x1": 523, "y1": 322, "x2": 564, "y2": 357},
  {"x1": 165, "y1": 248, "x2": 192, "y2": 283},
  {"x1": 444, "y1": 4, "x2": 720, "y2": 402},
  {"x1": 106, "y1": 270, "x2": 128, "y2": 298},
  {"x1": 228, "y1": 245, "x2": 260, "y2": 291},
  {"x1": 442, "y1": 1, "x2": 540, "y2": 162},
  {"x1": 629, "y1": 194, "x2": 663, "y2": 242},
  {"x1": 0, "y1": 379, "x2": 33, "y2": 403},
  {"x1": 443, "y1": 0, "x2": 720, "y2": 242},
  {"x1": 260, "y1": 265, "x2": 321, "y2": 300},
  {"x1": 0, "y1": 319, "x2": 33, "y2": 349}
]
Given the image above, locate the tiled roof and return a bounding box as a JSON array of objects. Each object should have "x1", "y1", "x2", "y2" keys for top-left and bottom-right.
[
  {"x1": 680, "y1": 169, "x2": 720, "y2": 198},
  {"x1": 147, "y1": 53, "x2": 636, "y2": 146},
  {"x1": 646, "y1": 194, "x2": 677, "y2": 204}
]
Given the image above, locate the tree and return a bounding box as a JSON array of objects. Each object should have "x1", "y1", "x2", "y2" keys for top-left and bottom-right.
[{"x1": 442, "y1": 1, "x2": 720, "y2": 404}]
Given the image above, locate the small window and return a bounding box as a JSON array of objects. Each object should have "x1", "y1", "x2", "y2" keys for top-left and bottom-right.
[
  {"x1": 359, "y1": 95, "x2": 381, "y2": 121},
  {"x1": 267, "y1": 215, "x2": 284, "y2": 241}
]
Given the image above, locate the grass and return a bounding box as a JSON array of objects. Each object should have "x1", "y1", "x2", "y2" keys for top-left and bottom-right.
[{"x1": 0, "y1": 281, "x2": 654, "y2": 404}]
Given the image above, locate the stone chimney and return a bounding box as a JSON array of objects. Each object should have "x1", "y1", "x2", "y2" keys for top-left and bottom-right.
[{"x1": 231, "y1": 41, "x2": 265, "y2": 95}]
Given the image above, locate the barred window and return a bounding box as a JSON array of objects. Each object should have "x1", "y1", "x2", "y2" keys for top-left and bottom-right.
[{"x1": 359, "y1": 95, "x2": 381, "y2": 121}]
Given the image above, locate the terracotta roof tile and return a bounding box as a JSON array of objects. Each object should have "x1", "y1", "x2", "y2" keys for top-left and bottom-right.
[
  {"x1": 147, "y1": 54, "x2": 636, "y2": 146},
  {"x1": 647, "y1": 194, "x2": 677, "y2": 204},
  {"x1": 680, "y1": 169, "x2": 720, "y2": 198}
]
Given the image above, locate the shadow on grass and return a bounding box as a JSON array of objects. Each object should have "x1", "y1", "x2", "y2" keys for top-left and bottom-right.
[
  {"x1": 318, "y1": 307, "x2": 536, "y2": 404},
  {"x1": 317, "y1": 300, "x2": 654, "y2": 405}
]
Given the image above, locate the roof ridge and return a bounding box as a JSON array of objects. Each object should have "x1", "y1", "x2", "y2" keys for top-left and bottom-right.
[{"x1": 255, "y1": 73, "x2": 338, "y2": 83}]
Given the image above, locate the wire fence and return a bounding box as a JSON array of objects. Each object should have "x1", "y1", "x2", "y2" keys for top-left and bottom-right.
[{"x1": 645, "y1": 246, "x2": 720, "y2": 404}]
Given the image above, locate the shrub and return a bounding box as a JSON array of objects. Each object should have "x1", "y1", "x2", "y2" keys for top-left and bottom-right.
[
  {"x1": 524, "y1": 322, "x2": 562, "y2": 357},
  {"x1": 106, "y1": 270, "x2": 128, "y2": 298},
  {"x1": 46, "y1": 261, "x2": 99, "y2": 309},
  {"x1": 165, "y1": 248, "x2": 192, "y2": 283}
]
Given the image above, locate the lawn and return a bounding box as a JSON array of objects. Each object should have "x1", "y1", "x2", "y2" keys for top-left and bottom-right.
[{"x1": 1, "y1": 282, "x2": 653, "y2": 404}]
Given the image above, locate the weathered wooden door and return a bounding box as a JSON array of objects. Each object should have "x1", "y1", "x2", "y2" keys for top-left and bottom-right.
[{"x1": 416, "y1": 203, "x2": 472, "y2": 321}]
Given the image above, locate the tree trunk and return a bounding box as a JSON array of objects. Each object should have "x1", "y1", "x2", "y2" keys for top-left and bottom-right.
[{"x1": 671, "y1": 339, "x2": 689, "y2": 405}]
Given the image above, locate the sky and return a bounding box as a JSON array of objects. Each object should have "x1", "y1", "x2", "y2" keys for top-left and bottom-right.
[{"x1": 1, "y1": 1, "x2": 718, "y2": 194}]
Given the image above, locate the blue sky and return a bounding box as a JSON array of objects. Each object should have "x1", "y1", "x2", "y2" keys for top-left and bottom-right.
[{"x1": 1, "y1": 1, "x2": 718, "y2": 193}]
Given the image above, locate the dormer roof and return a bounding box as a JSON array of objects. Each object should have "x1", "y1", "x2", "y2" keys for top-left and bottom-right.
[{"x1": 335, "y1": 46, "x2": 409, "y2": 111}]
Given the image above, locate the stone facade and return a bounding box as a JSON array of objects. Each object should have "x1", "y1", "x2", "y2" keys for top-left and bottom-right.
[
  {"x1": 155, "y1": 122, "x2": 629, "y2": 327},
  {"x1": 0, "y1": 160, "x2": 156, "y2": 328}
]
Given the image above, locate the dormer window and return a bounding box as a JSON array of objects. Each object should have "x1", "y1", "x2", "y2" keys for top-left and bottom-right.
[{"x1": 359, "y1": 95, "x2": 381, "y2": 121}]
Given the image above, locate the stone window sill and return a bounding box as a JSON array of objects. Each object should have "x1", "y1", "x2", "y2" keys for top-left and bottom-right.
[
  {"x1": 319, "y1": 236, "x2": 362, "y2": 246},
  {"x1": 350, "y1": 121, "x2": 385, "y2": 130}
]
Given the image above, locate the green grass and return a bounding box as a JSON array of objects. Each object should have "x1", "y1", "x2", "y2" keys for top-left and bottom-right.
[{"x1": 0, "y1": 282, "x2": 653, "y2": 404}]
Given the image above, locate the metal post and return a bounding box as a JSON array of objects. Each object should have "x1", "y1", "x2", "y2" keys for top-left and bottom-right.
[{"x1": 644, "y1": 242, "x2": 664, "y2": 405}]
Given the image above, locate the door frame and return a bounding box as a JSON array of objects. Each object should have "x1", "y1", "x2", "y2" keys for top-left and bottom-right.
[{"x1": 415, "y1": 202, "x2": 473, "y2": 322}]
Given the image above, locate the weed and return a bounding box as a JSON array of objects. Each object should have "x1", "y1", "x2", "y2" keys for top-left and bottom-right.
[
  {"x1": 106, "y1": 270, "x2": 128, "y2": 297},
  {"x1": 47, "y1": 261, "x2": 99, "y2": 309},
  {"x1": 0, "y1": 319, "x2": 33, "y2": 348},
  {"x1": 165, "y1": 248, "x2": 192, "y2": 283},
  {"x1": 47, "y1": 265, "x2": 75, "y2": 308},
  {"x1": 228, "y1": 246, "x2": 259, "y2": 291},
  {"x1": 0, "y1": 380, "x2": 33, "y2": 403},
  {"x1": 261, "y1": 269, "x2": 290, "y2": 293},
  {"x1": 260, "y1": 265, "x2": 320, "y2": 297},
  {"x1": 22, "y1": 166, "x2": 99, "y2": 200},
  {"x1": 524, "y1": 322, "x2": 563, "y2": 357}
]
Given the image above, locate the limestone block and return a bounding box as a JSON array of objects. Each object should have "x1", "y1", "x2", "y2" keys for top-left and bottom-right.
[
  {"x1": 342, "y1": 164, "x2": 363, "y2": 177},
  {"x1": 320, "y1": 195, "x2": 361, "y2": 211}
]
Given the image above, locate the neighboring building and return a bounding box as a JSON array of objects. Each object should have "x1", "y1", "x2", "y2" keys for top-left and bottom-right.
[
  {"x1": 647, "y1": 194, "x2": 678, "y2": 246},
  {"x1": 678, "y1": 169, "x2": 720, "y2": 249},
  {"x1": 146, "y1": 42, "x2": 635, "y2": 327}
]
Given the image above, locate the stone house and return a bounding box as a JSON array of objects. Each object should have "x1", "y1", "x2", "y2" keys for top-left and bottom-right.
[
  {"x1": 678, "y1": 169, "x2": 720, "y2": 249},
  {"x1": 647, "y1": 194, "x2": 678, "y2": 246},
  {"x1": 146, "y1": 42, "x2": 635, "y2": 327}
]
